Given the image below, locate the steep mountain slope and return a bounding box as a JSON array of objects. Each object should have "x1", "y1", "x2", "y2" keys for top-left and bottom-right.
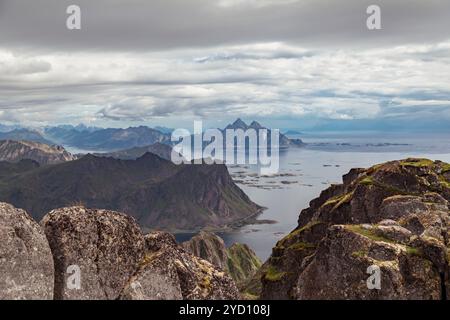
[
  {"x1": 91, "y1": 142, "x2": 173, "y2": 160},
  {"x1": 0, "y1": 129, "x2": 54, "y2": 145},
  {"x1": 45, "y1": 125, "x2": 171, "y2": 151},
  {"x1": 0, "y1": 153, "x2": 261, "y2": 231},
  {"x1": 182, "y1": 231, "x2": 262, "y2": 288},
  {"x1": 260, "y1": 158, "x2": 450, "y2": 300},
  {"x1": 0, "y1": 140, "x2": 75, "y2": 165}
]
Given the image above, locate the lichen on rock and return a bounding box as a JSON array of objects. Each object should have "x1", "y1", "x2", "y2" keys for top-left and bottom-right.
[{"x1": 0, "y1": 202, "x2": 54, "y2": 300}]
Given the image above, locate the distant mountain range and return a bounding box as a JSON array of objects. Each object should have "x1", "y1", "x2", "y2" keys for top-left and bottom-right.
[
  {"x1": 0, "y1": 119, "x2": 304, "y2": 155},
  {"x1": 0, "y1": 140, "x2": 75, "y2": 165},
  {"x1": 223, "y1": 119, "x2": 304, "y2": 148},
  {"x1": 283, "y1": 130, "x2": 302, "y2": 136},
  {"x1": 44, "y1": 125, "x2": 171, "y2": 151},
  {"x1": 0, "y1": 153, "x2": 261, "y2": 231},
  {"x1": 0, "y1": 129, "x2": 54, "y2": 145},
  {"x1": 90, "y1": 142, "x2": 173, "y2": 160}
]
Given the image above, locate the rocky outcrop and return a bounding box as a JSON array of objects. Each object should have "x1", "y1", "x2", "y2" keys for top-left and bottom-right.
[
  {"x1": 261, "y1": 158, "x2": 450, "y2": 300},
  {"x1": 0, "y1": 202, "x2": 54, "y2": 299},
  {"x1": 41, "y1": 206, "x2": 145, "y2": 300},
  {"x1": 0, "y1": 140, "x2": 74, "y2": 165},
  {"x1": 182, "y1": 231, "x2": 262, "y2": 288},
  {"x1": 182, "y1": 231, "x2": 229, "y2": 270},
  {"x1": 120, "y1": 231, "x2": 240, "y2": 300},
  {"x1": 1, "y1": 204, "x2": 244, "y2": 300}
]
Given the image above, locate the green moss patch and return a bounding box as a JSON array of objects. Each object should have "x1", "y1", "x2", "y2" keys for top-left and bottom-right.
[
  {"x1": 264, "y1": 265, "x2": 287, "y2": 282},
  {"x1": 288, "y1": 242, "x2": 316, "y2": 251},
  {"x1": 360, "y1": 176, "x2": 374, "y2": 186},
  {"x1": 400, "y1": 159, "x2": 434, "y2": 168},
  {"x1": 405, "y1": 246, "x2": 423, "y2": 257},
  {"x1": 441, "y1": 163, "x2": 450, "y2": 173},
  {"x1": 321, "y1": 192, "x2": 354, "y2": 212},
  {"x1": 439, "y1": 175, "x2": 450, "y2": 189},
  {"x1": 330, "y1": 191, "x2": 354, "y2": 212},
  {"x1": 280, "y1": 220, "x2": 323, "y2": 243},
  {"x1": 351, "y1": 250, "x2": 368, "y2": 259},
  {"x1": 345, "y1": 225, "x2": 394, "y2": 244}
]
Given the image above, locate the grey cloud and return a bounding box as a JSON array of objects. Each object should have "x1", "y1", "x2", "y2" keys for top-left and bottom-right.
[
  {"x1": 0, "y1": 0, "x2": 449, "y2": 128},
  {"x1": 0, "y1": 0, "x2": 449, "y2": 52}
]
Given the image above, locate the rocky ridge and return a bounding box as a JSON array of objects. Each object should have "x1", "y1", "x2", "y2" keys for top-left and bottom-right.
[
  {"x1": 182, "y1": 231, "x2": 262, "y2": 290},
  {"x1": 0, "y1": 140, "x2": 74, "y2": 165},
  {"x1": 260, "y1": 158, "x2": 450, "y2": 300}
]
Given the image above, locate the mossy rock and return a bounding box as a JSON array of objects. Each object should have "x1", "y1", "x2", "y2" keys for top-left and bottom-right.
[
  {"x1": 288, "y1": 242, "x2": 316, "y2": 251},
  {"x1": 441, "y1": 163, "x2": 450, "y2": 173},
  {"x1": 351, "y1": 250, "x2": 368, "y2": 259},
  {"x1": 345, "y1": 225, "x2": 395, "y2": 244},
  {"x1": 400, "y1": 159, "x2": 434, "y2": 168},
  {"x1": 263, "y1": 265, "x2": 287, "y2": 282}
]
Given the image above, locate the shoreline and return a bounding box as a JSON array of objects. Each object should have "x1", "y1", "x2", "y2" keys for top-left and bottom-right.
[{"x1": 141, "y1": 206, "x2": 277, "y2": 235}]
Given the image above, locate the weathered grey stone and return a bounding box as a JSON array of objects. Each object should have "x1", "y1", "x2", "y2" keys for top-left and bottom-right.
[
  {"x1": 295, "y1": 225, "x2": 441, "y2": 300},
  {"x1": 119, "y1": 251, "x2": 183, "y2": 300},
  {"x1": 120, "y1": 231, "x2": 240, "y2": 300},
  {"x1": 374, "y1": 225, "x2": 412, "y2": 244},
  {"x1": 0, "y1": 202, "x2": 54, "y2": 300},
  {"x1": 41, "y1": 206, "x2": 145, "y2": 300}
]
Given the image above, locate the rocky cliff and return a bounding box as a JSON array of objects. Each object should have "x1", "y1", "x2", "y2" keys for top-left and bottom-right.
[
  {"x1": 0, "y1": 203, "x2": 239, "y2": 300},
  {"x1": 260, "y1": 158, "x2": 450, "y2": 300},
  {"x1": 0, "y1": 140, "x2": 74, "y2": 165},
  {"x1": 182, "y1": 231, "x2": 262, "y2": 292}
]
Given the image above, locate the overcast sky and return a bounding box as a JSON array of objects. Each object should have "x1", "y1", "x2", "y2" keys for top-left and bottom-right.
[{"x1": 0, "y1": 0, "x2": 449, "y2": 130}]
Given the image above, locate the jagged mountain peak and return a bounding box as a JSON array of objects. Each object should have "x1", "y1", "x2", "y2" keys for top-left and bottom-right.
[
  {"x1": 227, "y1": 118, "x2": 248, "y2": 129},
  {"x1": 249, "y1": 120, "x2": 264, "y2": 129}
]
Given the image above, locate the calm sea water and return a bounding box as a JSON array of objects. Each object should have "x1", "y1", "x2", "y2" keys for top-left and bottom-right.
[{"x1": 176, "y1": 132, "x2": 450, "y2": 261}]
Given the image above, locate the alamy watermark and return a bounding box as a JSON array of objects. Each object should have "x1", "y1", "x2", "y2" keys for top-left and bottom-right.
[
  {"x1": 66, "y1": 5, "x2": 81, "y2": 30},
  {"x1": 367, "y1": 5, "x2": 382, "y2": 30},
  {"x1": 66, "y1": 4, "x2": 381, "y2": 31},
  {"x1": 171, "y1": 121, "x2": 280, "y2": 175},
  {"x1": 66, "y1": 264, "x2": 81, "y2": 290},
  {"x1": 366, "y1": 264, "x2": 381, "y2": 290}
]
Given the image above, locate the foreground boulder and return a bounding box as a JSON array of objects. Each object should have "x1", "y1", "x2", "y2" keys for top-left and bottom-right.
[
  {"x1": 120, "y1": 231, "x2": 240, "y2": 300},
  {"x1": 0, "y1": 202, "x2": 54, "y2": 299},
  {"x1": 261, "y1": 158, "x2": 450, "y2": 300},
  {"x1": 41, "y1": 206, "x2": 145, "y2": 300}
]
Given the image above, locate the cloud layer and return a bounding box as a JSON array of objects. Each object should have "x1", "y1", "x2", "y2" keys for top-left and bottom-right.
[{"x1": 0, "y1": 0, "x2": 449, "y2": 129}]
